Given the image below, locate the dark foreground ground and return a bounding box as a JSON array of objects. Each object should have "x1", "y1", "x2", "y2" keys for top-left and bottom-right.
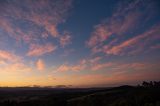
[{"x1": 0, "y1": 85, "x2": 160, "y2": 106}]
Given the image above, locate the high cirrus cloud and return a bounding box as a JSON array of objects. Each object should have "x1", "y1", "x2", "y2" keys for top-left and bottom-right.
[
  {"x1": 0, "y1": 0, "x2": 72, "y2": 38},
  {"x1": 0, "y1": 0, "x2": 73, "y2": 57},
  {"x1": 86, "y1": 0, "x2": 159, "y2": 55},
  {"x1": 86, "y1": 0, "x2": 142, "y2": 47},
  {"x1": 60, "y1": 31, "x2": 72, "y2": 47},
  {"x1": 56, "y1": 63, "x2": 86, "y2": 72},
  {"x1": 27, "y1": 43, "x2": 57, "y2": 57},
  {"x1": 104, "y1": 25, "x2": 160, "y2": 55}
]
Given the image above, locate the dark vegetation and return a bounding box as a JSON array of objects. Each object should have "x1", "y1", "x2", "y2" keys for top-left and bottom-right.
[{"x1": 0, "y1": 81, "x2": 160, "y2": 106}]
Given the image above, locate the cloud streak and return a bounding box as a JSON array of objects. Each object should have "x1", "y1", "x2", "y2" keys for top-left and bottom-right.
[
  {"x1": 27, "y1": 43, "x2": 57, "y2": 57},
  {"x1": 56, "y1": 60, "x2": 86, "y2": 72},
  {"x1": 0, "y1": 49, "x2": 32, "y2": 73},
  {"x1": 0, "y1": 50, "x2": 20, "y2": 62},
  {"x1": 87, "y1": 0, "x2": 159, "y2": 55},
  {"x1": 104, "y1": 25, "x2": 160, "y2": 55},
  {"x1": 60, "y1": 31, "x2": 72, "y2": 47},
  {"x1": 86, "y1": 0, "x2": 142, "y2": 47},
  {"x1": 0, "y1": 0, "x2": 73, "y2": 57}
]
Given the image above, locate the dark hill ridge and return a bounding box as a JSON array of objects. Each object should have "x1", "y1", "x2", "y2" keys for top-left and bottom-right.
[
  {"x1": 68, "y1": 86, "x2": 160, "y2": 106},
  {"x1": 0, "y1": 82, "x2": 160, "y2": 106}
]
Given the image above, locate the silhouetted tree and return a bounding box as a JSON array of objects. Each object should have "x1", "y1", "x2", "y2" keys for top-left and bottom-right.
[
  {"x1": 142, "y1": 81, "x2": 150, "y2": 87},
  {"x1": 153, "y1": 81, "x2": 160, "y2": 87},
  {"x1": 149, "y1": 81, "x2": 153, "y2": 87},
  {"x1": 142, "y1": 81, "x2": 160, "y2": 87}
]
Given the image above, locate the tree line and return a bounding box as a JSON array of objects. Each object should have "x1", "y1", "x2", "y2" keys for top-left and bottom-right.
[{"x1": 142, "y1": 81, "x2": 160, "y2": 87}]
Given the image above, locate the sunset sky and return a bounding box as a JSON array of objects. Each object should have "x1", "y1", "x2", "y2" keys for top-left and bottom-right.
[{"x1": 0, "y1": 0, "x2": 160, "y2": 87}]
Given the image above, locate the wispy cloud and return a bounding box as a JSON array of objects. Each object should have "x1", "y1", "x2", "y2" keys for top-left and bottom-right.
[
  {"x1": 49, "y1": 62, "x2": 160, "y2": 87},
  {"x1": 0, "y1": 50, "x2": 20, "y2": 62},
  {"x1": 89, "y1": 56, "x2": 102, "y2": 64},
  {"x1": 56, "y1": 54, "x2": 160, "y2": 74},
  {"x1": 27, "y1": 43, "x2": 57, "y2": 57},
  {"x1": 87, "y1": 0, "x2": 159, "y2": 55},
  {"x1": 0, "y1": 0, "x2": 73, "y2": 57},
  {"x1": 60, "y1": 31, "x2": 72, "y2": 47},
  {"x1": 56, "y1": 62, "x2": 86, "y2": 72},
  {"x1": 55, "y1": 58, "x2": 88, "y2": 72},
  {"x1": 86, "y1": 0, "x2": 142, "y2": 47},
  {"x1": 0, "y1": 63, "x2": 32, "y2": 73},
  {"x1": 91, "y1": 62, "x2": 113, "y2": 71},
  {"x1": 0, "y1": 0, "x2": 72, "y2": 37},
  {"x1": 56, "y1": 57, "x2": 108, "y2": 72},
  {"x1": 0, "y1": 49, "x2": 32, "y2": 73},
  {"x1": 104, "y1": 24, "x2": 160, "y2": 55}
]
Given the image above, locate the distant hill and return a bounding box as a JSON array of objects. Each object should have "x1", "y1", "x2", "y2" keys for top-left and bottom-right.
[
  {"x1": 0, "y1": 82, "x2": 160, "y2": 106},
  {"x1": 68, "y1": 86, "x2": 160, "y2": 106}
]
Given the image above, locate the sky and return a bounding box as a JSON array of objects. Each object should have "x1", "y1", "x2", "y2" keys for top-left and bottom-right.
[{"x1": 0, "y1": 0, "x2": 160, "y2": 87}]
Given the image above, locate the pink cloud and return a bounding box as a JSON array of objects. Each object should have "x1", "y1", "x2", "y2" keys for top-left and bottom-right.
[
  {"x1": 86, "y1": 24, "x2": 112, "y2": 47},
  {"x1": 27, "y1": 0, "x2": 72, "y2": 38},
  {"x1": 71, "y1": 65, "x2": 85, "y2": 72},
  {"x1": 89, "y1": 56, "x2": 102, "y2": 64},
  {"x1": 56, "y1": 57, "x2": 102, "y2": 72},
  {"x1": 0, "y1": 50, "x2": 33, "y2": 73},
  {"x1": 1, "y1": 63, "x2": 32, "y2": 72},
  {"x1": 91, "y1": 62, "x2": 113, "y2": 71},
  {"x1": 56, "y1": 58, "x2": 90, "y2": 72},
  {"x1": 50, "y1": 61, "x2": 160, "y2": 87},
  {"x1": 36, "y1": 59, "x2": 45, "y2": 71},
  {"x1": 0, "y1": 0, "x2": 72, "y2": 38},
  {"x1": 104, "y1": 24, "x2": 160, "y2": 55},
  {"x1": 0, "y1": 18, "x2": 20, "y2": 42},
  {"x1": 45, "y1": 24, "x2": 59, "y2": 38},
  {"x1": 0, "y1": 50, "x2": 20, "y2": 62},
  {"x1": 104, "y1": 63, "x2": 160, "y2": 85},
  {"x1": 27, "y1": 43, "x2": 57, "y2": 56},
  {"x1": 86, "y1": 1, "x2": 141, "y2": 48},
  {"x1": 56, "y1": 64, "x2": 70, "y2": 72},
  {"x1": 60, "y1": 31, "x2": 72, "y2": 47},
  {"x1": 0, "y1": 0, "x2": 73, "y2": 54},
  {"x1": 56, "y1": 63, "x2": 86, "y2": 72},
  {"x1": 87, "y1": 0, "x2": 158, "y2": 56},
  {"x1": 0, "y1": 60, "x2": 7, "y2": 65},
  {"x1": 87, "y1": 62, "x2": 160, "y2": 85},
  {"x1": 0, "y1": 17, "x2": 41, "y2": 46},
  {"x1": 56, "y1": 51, "x2": 160, "y2": 73}
]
